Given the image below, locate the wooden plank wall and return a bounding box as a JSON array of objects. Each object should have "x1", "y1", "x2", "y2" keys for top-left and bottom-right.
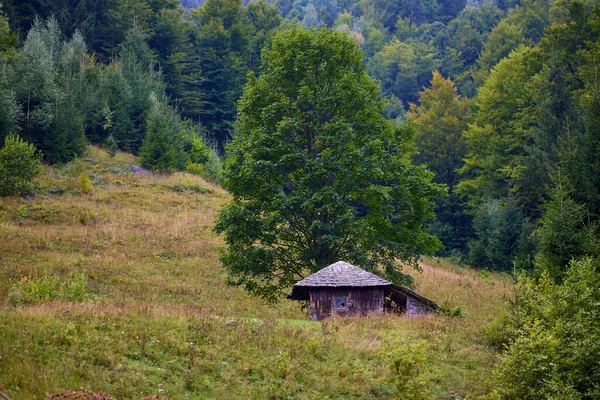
[
  {"x1": 406, "y1": 296, "x2": 428, "y2": 315},
  {"x1": 308, "y1": 287, "x2": 385, "y2": 321}
]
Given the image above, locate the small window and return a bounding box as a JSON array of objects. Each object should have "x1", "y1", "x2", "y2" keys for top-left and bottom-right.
[{"x1": 335, "y1": 296, "x2": 348, "y2": 309}]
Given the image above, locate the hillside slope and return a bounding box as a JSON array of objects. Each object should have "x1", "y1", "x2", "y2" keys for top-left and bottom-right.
[{"x1": 0, "y1": 147, "x2": 512, "y2": 399}]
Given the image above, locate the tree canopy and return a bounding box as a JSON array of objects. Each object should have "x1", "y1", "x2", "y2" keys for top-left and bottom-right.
[{"x1": 215, "y1": 27, "x2": 441, "y2": 301}]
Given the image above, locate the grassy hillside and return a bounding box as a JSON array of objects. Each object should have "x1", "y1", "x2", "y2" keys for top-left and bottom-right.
[{"x1": 0, "y1": 147, "x2": 512, "y2": 399}]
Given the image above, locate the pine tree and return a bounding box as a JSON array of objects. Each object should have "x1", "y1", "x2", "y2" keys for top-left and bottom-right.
[
  {"x1": 0, "y1": 134, "x2": 42, "y2": 196},
  {"x1": 15, "y1": 17, "x2": 87, "y2": 163},
  {"x1": 537, "y1": 171, "x2": 589, "y2": 281},
  {"x1": 120, "y1": 26, "x2": 165, "y2": 153}
]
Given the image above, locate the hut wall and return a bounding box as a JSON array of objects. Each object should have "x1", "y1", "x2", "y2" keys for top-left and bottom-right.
[
  {"x1": 308, "y1": 287, "x2": 385, "y2": 321},
  {"x1": 406, "y1": 296, "x2": 428, "y2": 315}
]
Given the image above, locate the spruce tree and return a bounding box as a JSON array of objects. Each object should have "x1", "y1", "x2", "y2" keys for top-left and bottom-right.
[{"x1": 139, "y1": 93, "x2": 187, "y2": 173}]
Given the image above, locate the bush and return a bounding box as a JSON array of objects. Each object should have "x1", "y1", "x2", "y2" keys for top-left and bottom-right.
[
  {"x1": 79, "y1": 173, "x2": 93, "y2": 194},
  {"x1": 15, "y1": 204, "x2": 58, "y2": 223},
  {"x1": 0, "y1": 134, "x2": 42, "y2": 196},
  {"x1": 187, "y1": 147, "x2": 223, "y2": 183},
  {"x1": 439, "y1": 303, "x2": 464, "y2": 318},
  {"x1": 488, "y1": 258, "x2": 600, "y2": 399},
  {"x1": 378, "y1": 333, "x2": 431, "y2": 399}
]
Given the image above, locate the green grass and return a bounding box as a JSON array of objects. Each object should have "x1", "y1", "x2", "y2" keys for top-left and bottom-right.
[{"x1": 0, "y1": 147, "x2": 512, "y2": 399}]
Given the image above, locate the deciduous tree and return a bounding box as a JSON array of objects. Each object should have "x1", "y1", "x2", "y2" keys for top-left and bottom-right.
[
  {"x1": 215, "y1": 27, "x2": 441, "y2": 301},
  {"x1": 409, "y1": 71, "x2": 470, "y2": 253}
]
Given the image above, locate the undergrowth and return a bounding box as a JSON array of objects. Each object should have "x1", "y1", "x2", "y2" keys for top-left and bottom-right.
[{"x1": 7, "y1": 269, "x2": 88, "y2": 306}]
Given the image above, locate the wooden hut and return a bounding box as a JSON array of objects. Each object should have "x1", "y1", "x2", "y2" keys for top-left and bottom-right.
[{"x1": 287, "y1": 261, "x2": 439, "y2": 321}]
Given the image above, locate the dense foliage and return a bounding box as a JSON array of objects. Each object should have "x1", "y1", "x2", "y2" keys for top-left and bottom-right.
[
  {"x1": 215, "y1": 27, "x2": 441, "y2": 300},
  {"x1": 0, "y1": 134, "x2": 41, "y2": 196},
  {"x1": 487, "y1": 258, "x2": 600, "y2": 399}
]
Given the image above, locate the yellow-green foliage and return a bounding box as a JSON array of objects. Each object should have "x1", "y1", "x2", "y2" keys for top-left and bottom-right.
[
  {"x1": 0, "y1": 146, "x2": 513, "y2": 399},
  {"x1": 79, "y1": 173, "x2": 93, "y2": 194},
  {"x1": 488, "y1": 258, "x2": 600, "y2": 399}
]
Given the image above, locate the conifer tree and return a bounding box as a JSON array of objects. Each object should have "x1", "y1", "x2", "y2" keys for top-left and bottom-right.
[
  {"x1": 120, "y1": 26, "x2": 164, "y2": 153},
  {"x1": 140, "y1": 93, "x2": 187, "y2": 172},
  {"x1": 537, "y1": 171, "x2": 589, "y2": 281},
  {"x1": 0, "y1": 134, "x2": 41, "y2": 196},
  {"x1": 191, "y1": 0, "x2": 250, "y2": 146},
  {"x1": 16, "y1": 18, "x2": 87, "y2": 163}
]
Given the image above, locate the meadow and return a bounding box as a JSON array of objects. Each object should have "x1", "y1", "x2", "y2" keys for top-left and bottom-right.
[{"x1": 0, "y1": 147, "x2": 512, "y2": 399}]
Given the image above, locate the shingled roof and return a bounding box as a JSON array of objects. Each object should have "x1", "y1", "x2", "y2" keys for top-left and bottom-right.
[{"x1": 287, "y1": 261, "x2": 391, "y2": 300}]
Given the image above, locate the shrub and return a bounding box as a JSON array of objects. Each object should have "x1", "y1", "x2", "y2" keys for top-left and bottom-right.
[
  {"x1": 488, "y1": 258, "x2": 600, "y2": 399},
  {"x1": 78, "y1": 210, "x2": 97, "y2": 224},
  {"x1": 378, "y1": 333, "x2": 431, "y2": 399},
  {"x1": 0, "y1": 134, "x2": 42, "y2": 196},
  {"x1": 185, "y1": 135, "x2": 223, "y2": 182},
  {"x1": 15, "y1": 204, "x2": 58, "y2": 223},
  {"x1": 79, "y1": 173, "x2": 93, "y2": 194},
  {"x1": 440, "y1": 303, "x2": 464, "y2": 318},
  {"x1": 201, "y1": 148, "x2": 223, "y2": 183},
  {"x1": 170, "y1": 179, "x2": 212, "y2": 195}
]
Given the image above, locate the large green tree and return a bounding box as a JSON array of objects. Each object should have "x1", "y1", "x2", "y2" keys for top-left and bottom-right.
[
  {"x1": 215, "y1": 27, "x2": 441, "y2": 301},
  {"x1": 408, "y1": 71, "x2": 470, "y2": 253},
  {"x1": 458, "y1": 46, "x2": 539, "y2": 213}
]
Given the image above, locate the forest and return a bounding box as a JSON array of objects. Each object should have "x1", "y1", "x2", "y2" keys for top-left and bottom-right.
[{"x1": 1, "y1": 0, "x2": 600, "y2": 398}]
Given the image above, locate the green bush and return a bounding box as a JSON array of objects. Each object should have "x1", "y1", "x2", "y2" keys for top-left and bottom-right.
[
  {"x1": 378, "y1": 333, "x2": 431, "y2": 399},
  {"x1": 15, "y1": 204, "x2": 58, "y2": 223},
  {"x1": 185, "y1": 133, "x2": 223, "y2": 182},
  {"x1": 201, "y1": 148, "x2": 223, "y2": 183},
  {"x1": 187, "y1": 147, "x2": 223, "y2": 183},
  {"x1": 488, "y1": 258, "x2": 600, "y2": 399},
  {"x1": 440, "y1": 303, "x2": 464, "y2": 318},
  {"x1": 0, "y1": 134, "x2": 42, "y2": 196}
]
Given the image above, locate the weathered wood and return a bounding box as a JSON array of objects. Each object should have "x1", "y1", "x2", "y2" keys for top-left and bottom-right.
[
  {"x1": 288, "y1": 261, "x2": 439, "y2": 319},
  {"x1": 308, "y1": 286, "x2": 386, "y2": 321},
  {"x1": 407, "y1": 296, "x2": 427, "y2": 315}
]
